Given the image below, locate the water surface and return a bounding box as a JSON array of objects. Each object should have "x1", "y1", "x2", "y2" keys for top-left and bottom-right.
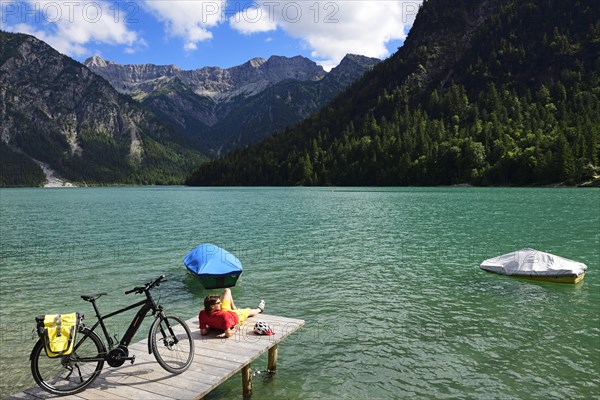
[{"x1": 0, "y1": 187, "x2": 598, "y2": 398}]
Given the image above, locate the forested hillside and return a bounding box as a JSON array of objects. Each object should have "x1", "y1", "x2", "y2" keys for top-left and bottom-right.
[{"x1": 186, "y1": 0, "x2": 600, "y2": 186}]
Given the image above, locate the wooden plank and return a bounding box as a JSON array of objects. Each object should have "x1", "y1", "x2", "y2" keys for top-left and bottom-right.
[
  {"x1": 5, "y1": 394, "x2": 36, "y2": 400},
  {"x1": 74, "y1": 386, "x2": 130, "y2": 400},
  {"x1": 22, "y1": 386, "x2": 90, "y2": 400},
  {"x1": 94, "y1": 369, "x2": 201, "y2": 399},
  {"x1": 21, "y1": 386, "x2": 88, "y2": 400},
  {"x1": 72, "y1": 374, "x2": 180, "y2": 400},
  {"x1": 6, "y1": 389, "x2": 46, "y2": 400},
  {"x1": 11, "y1": 314, "x2": 304, "y2": 399}
]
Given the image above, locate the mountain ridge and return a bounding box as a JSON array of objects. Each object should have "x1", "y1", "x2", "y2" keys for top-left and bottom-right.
[
  {"x1": 85, "y1": 53, "x2": 380, "y2": 155},
  {"x1": 84, "y1": 54, "x2": 327, "y2": 99}
]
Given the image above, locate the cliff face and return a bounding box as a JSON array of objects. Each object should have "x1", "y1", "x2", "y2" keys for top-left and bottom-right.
[
  {"x1": 85, "y1": 54, "x2": 379, "y2": 155},
  {"x1": 0, "y1": 31, "x2": 205, "y2": 186}
]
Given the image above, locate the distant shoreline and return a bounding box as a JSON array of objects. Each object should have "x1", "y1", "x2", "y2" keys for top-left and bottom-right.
[{"x1": 2, "y1": 181, "x2": 599, "y2": 189}]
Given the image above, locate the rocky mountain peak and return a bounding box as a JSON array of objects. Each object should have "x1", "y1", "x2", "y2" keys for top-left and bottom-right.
[
  {"x1": 84, "y1": 55, "x2": 111, "y2": 68},
  {"x1": 264, "y1": 55, "x2": 325, "y2": 80},
  {"x1": 339, "y1": 54, "x2": 380, "y2": 67},
  {"x1": 325, "y1": 54, "x2": 380, "y2": 86},
  {"x1": 247, "y1": 57, "x2": 267, "y2": 68}
]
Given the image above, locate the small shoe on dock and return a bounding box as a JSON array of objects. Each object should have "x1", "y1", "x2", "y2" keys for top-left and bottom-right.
[{"x1": 258, "y1": 300, "x2": 265, "y2": 313}]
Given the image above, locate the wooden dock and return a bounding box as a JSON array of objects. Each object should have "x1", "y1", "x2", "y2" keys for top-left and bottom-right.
[{"x1": 9, "y1": 314, "x2": 304, "y2": 399}]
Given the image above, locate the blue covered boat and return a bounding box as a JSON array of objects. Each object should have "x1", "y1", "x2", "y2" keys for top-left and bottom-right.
[{"x1": 184, "y1": 244, "x2": 243, "y2": 289}]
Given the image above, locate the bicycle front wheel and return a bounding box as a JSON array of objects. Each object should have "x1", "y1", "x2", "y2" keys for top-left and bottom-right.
[
  {"x1": 30, "y1": 327, "x2": 105, "y2": 395},
  {"x1": 150, "y1": 315, "x2": 194, "y2": 374}
]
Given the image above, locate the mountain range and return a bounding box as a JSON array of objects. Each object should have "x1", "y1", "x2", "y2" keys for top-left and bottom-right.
[
  {"x1": 0, "y1": 30, "x2": 378, "y2": 186},
  {"x1": 84, "y1": 54, "x2": 379, "y2": 156},
  {"x1": 3, "y1": 0, "x2": 598, "y2": 188},
  {"x1": 186, "y1": 0, "x2": 600, "y2": 186}
]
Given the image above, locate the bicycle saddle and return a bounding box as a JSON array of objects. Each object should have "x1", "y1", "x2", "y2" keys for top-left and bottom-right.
[{"x1": 81, "y1": 292, "x2": 107, "y2": 302}]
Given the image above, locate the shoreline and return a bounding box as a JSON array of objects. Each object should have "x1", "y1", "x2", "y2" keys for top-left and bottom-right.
[{"x1": 2, "y1": 182, "x2": 599, "y2": 189}]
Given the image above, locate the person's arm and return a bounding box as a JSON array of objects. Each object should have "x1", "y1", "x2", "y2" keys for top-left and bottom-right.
[
  {"x1": 224, "y1": 326, "x2": 236, "y2": 338},
  {"x1": 217, "y1": 324, "x2": 238, "y2": 338},
  {"x1": 199, "y1": 312, "x2": 210, "y2": 335},
  {"x1": 200, "y1": 325, "x2": 211, "y2": 335}
]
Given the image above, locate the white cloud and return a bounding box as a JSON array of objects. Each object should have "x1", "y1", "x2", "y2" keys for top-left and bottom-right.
[
  {"x1": 228, "y1": 3, "x2": 277, "y2": 35},
  {"x1": 3, "y1": 0, "x2": 141, "y2": 57},
  {"x1": 142, "y1": 0, "x2": 222, "y2": 51},
  {"x1": 229, "y1": 0, "x2": 423, "y2": 67}
]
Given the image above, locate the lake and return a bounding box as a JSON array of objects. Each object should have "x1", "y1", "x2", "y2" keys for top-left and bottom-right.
[{"x1": 0, "y1": 187, "x2": 598, "y2": 399}]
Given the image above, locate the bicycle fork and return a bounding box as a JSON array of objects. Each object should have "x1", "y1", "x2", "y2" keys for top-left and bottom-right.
[{"x1": 147, "y1": 312, "x2": 178, "y2": 354}]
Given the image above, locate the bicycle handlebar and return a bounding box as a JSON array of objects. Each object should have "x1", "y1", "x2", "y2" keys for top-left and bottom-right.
[{"x1": 125, "y1": 275, "x2": 167, "y2": 295}]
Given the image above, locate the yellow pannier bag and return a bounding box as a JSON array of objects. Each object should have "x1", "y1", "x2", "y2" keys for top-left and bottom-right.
[{"x1": 35, "y1": 313, "x2": 81, "y2": 358}]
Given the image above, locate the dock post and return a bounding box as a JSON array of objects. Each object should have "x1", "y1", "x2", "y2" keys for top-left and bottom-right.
[
  {"x1": 268, "y1": 344, "x2": 278, "y2": 373},
  {"x1": 242, "y1": 364, "x2": 252, "y2": 397}
]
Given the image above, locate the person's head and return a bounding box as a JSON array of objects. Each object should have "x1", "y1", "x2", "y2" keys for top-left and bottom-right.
[{"x1": 204, "y1": 295, "x2": 221, "y2": 313}]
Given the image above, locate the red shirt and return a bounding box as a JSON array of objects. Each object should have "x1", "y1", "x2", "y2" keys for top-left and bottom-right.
[{"x1": 199, "y1": 310, "x2": 239, "y2": 331}]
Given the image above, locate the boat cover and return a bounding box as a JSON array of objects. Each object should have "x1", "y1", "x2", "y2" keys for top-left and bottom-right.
[
  {"x1": 480, "y1": 248, "x2": 587, "y2": 277},
  {"x1": 184, "y1": 244, "x2": 243, "y2": 277}
]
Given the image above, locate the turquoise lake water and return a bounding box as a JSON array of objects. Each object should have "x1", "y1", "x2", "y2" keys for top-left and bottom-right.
[{"x1": 0, "y1": 187, "x2": 598, "y2": 399}]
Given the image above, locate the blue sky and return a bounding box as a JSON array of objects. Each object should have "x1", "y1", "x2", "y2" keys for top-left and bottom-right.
[{"x1": 1, "y1": 0, "x2": 422, "y2": 70}]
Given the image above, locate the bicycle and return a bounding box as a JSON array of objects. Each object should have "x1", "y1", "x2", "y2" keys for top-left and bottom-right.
[{"x1": 30, "y1": 275, "x2": 195, "y2": 395}]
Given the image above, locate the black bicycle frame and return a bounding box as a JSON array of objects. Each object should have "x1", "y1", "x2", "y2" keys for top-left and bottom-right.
[{"x1": 87, "y1": 293, "x2": 160, "y2": 349}]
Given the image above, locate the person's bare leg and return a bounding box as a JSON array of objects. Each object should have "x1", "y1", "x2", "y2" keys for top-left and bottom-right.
[
  {"x1": 247, "y1": 299, "x2": 265, "y2": 317},
  {"x1": 247, "y1": 308, "x2": 261, "y2": 317},
  {"x1": 221, "y1": 288, "x2": 237, "y2": 309},
  {"x1": 222, "y1": 289, "x2": 264, "y2": 316}
]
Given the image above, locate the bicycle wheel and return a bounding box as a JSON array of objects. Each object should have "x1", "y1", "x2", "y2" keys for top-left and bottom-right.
[
  {"x1": 30, "y1": 327, "x2": 105, "y2": 395},
  {"x1": 150, "y1": 315, "x2": 194, "y2": 374}
]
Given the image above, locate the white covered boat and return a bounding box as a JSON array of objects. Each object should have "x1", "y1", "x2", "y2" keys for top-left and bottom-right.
[{"x1": 480, "y1": 248, "x2": 587, "y2": 284}]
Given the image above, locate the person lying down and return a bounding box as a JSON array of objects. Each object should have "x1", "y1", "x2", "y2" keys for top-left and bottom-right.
[{"x1": 199, "y1": 288, "x2": 265, "y2": 338}]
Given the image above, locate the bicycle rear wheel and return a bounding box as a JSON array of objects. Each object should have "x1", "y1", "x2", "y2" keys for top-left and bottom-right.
[
  {"x1": 30, "y1": 327, "x2": 105, "y2": 395},
  {"x1": 150, "y1": 315, "x2": 194, "y2": 374}
]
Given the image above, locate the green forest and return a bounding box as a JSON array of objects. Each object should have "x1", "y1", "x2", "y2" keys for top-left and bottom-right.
[
  {"x1": 186, "y1": 0, "x2": 600, "y2": 186},
  {"x1": 0, "y1": 142, "x2": 45, "y2": 187}
]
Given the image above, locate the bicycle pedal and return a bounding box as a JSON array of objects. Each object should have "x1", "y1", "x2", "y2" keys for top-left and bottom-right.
[{"x1": 130, "y1": 355, "x2": 136, "y2": 364}]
